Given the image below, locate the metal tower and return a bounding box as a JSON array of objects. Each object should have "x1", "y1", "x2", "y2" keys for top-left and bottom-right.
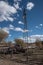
[
  {"x1": 23, "y1": 8, "x2": 28, "y2": 43},
  {"x1": 23, "y1": 8, "x2": 29, "y2": 62}
]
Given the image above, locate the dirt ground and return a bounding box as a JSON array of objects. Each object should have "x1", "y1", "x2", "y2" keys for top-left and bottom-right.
[
  {"x1": 0, "y1": 58, "x2": 27, "y2": 65},
  {"x1": 0, "y1": 50, "x2": 43, "y2": 65},
  {"x1": 0, "y1": 54, "x2": 27, "y2": 65}
]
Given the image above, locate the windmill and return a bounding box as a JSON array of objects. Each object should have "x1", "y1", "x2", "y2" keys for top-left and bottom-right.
[
  {"x1": 23, "y1": 8, "x2": 29, "y2": 62},
  {"x1": 23, "y1": 8, "x2": 28, "y2": 43}
]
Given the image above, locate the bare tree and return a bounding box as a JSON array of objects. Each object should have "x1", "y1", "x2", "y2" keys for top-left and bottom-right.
[
  {"x1": 35, "y1": 38, "x2": 42, "y2": 49},
  {"x1": 0, "y1": 29, "x2": 8, "y2": 42},
  {"x1": 15, "y1": 39, "x2": 25, "y2": 48}
]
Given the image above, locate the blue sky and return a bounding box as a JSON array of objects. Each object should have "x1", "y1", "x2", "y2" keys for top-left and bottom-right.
[{"x1": 0, "y1": 0, "x2": 43, "y2": 43}]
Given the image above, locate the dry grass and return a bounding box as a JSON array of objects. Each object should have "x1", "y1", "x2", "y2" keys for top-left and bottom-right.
[{"x1": 0, "y1": 49, "x2": 43, "y2": 65}]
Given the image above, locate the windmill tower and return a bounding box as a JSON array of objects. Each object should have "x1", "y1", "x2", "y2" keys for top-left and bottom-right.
[
  {"x1": 23, "y1": 8, "x2": 29, "y2": 62},
  {"x1": 23, "y1": 8, "x2": 28, "y2": 43}
]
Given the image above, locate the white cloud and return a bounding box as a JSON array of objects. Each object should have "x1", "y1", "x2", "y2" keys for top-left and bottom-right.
[
  {"x1": 14, "y1": 2, "x2": 22, "y2": 10},
  {"x1": 23, "y1": 30, "x2": 29, "y2": 33},
  {"x1": 0, "y1": 1, "x2": 17, "y2": 22},
  {"x1": 9, "y1": 24, "x2": 14, "y2": 28},
  {"x1": 30, "y1": 35, "x2": 43, "y2": 41},
  {"x1": 18, "y1": 0, "x2": 21, "y2": 1},
  {"x1": 2, "y1": 27, "x2": 9, "y2": 34},
  {"x1": 14, "y1": 27, "x2": 29, "y2": 32},
  {"x1": 14, "y1": 0, "x2": 22, "y2": 11},
  {"x1": 35, "y1": 26, "x2": 39, "y2": 28},
  {"x1": 12, "y1": 41, "x2": 15, "y2": 43},
  {"x1": 14, "y1": 2, "x2": 19, "y2": 9},
  {"x1": 18, "y1": 21, "x2": 24, "y2": 25},
  {"x1": 14, "y1": 0, "x2": 17, "y2": 2},
  {"x1": 7, "y1": 17, "x2": 14, "y2": 21},
  {"x1": 20, "y1": 35, "x2": 43, "y2": 43},
  {"x1": 40, "y1": 24, "x2": 43, "y2": 27},
  {"x1": 9, "y1": 24, "x2": 15, "y2": 30},
  {"x1": 14, "y1": 0, "x2": 21, "y2": 2},
  {"x1": 9, "y1": 34, "x2": 12, "y2": 37},
  {"x1": 27, "y1": 2, "x2": 34, "y2": 10},
  {"x1": 19, "y1": 37, "x2": 36, "y2": 43},
  {"x1": 15, "y1": 27, "x2": 23, "y2": 32},
  {"x1": 1, "y1": 24, "x2": 15, "y2": 34},
  {"x1": 35, "y1": 24, "x2": 43, "y2": 29},
  {"x1": 31, "y1": 35, "x2": 43, "y2": 38}
]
